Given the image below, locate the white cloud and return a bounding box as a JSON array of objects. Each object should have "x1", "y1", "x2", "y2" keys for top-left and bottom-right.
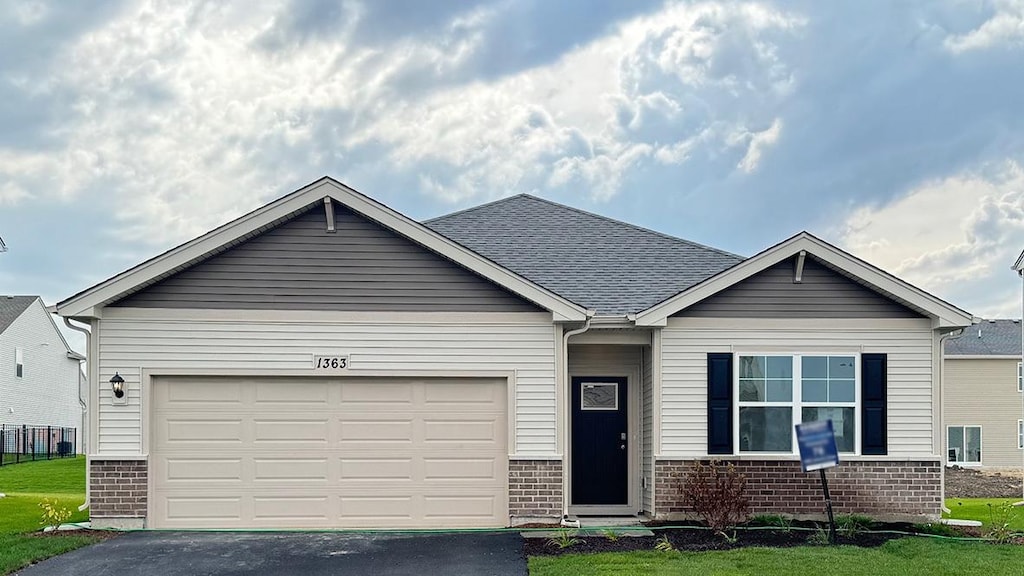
[
  {"x1": 839, "y1": 160, "x2": 1024, "y2": 317},
  {"x1": 353, "y1": 1, "x2": 803, "y2": 200},
  {"x1": 733, "y1": 118, "x2": 782, "y2": 173},
  {"x1": 944, "y1": 0, "x2": 1024, "y2": 53},
  {"x1": 0, "y1": 0, "x2": 802, "y2": 250}
]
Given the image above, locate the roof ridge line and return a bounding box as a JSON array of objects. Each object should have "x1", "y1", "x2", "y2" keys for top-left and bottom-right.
[
  {"x1": 422, "y1": 194, "x2": 531, "y2": 224},
  {"x1": 514, "y1": 194, "x2": 745, "y2": 260}
]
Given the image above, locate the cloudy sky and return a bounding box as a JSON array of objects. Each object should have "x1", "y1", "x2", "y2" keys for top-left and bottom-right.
[{"x1": 2, "y1": 0, "x2": 1024, "y2": 352}]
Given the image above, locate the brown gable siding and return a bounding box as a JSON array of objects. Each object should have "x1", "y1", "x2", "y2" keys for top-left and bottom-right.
[
  {"x1": 672, "y1": 255, "x2": 924, "y2": 318},
  {"x1": 111, "y1": 202, "x2": 543, "y2": 312}
]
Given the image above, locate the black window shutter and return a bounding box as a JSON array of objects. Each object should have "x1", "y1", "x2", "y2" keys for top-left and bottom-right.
[
  {"x1": 861, "y1": 353, "x2": 887, "y2": 455},
  {"x1": 707, "y1": 353, "x2": 734, "y2": 455}
]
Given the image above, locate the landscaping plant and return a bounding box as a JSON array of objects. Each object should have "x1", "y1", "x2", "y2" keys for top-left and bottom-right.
[
  {"x1": 653, "y1": 535, "x2": 675, "y2": 552},
  {"x1": 546, "y1": 529, "x2": 582, "y2": 549},
  {"x1": 835, "y1": 514, "x2": 874, "y2": 539},
  {"x1": 38, "y1": 498, "x2": 72, "y2": 533},
  {"x1": 750, "y1": 514, "x2": 792, "y2": 532},
  {"x1": 984, "y1": 501, "x2": 1018, "y2": 544},
  {"x1": 599, "y1": 529, "x2": 620, "y2": 542},
  {"x1": 682, "y1": 460, "x2": 750, "y2": 539}
]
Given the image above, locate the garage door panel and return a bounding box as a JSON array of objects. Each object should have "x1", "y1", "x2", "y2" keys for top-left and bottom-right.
[
  {"x1": 164, "y1": 496, "x2": 242, "y2": 521},
  {"x1": 423, "y1": 495, "x2": 501, "y2": 520},
  {"x1": 253, "y1": 458, "x2": 329, "y2": 482},
  {"x1": 423, "y1": 419, "x2": 499, "y2": 444},
  {"x1": 339, "y1": 457, "x2": 413, "y2": 481},
  {"x1": 253, "y1": 419, "x2": 329, "y2": 445},
  {"x1": 159, "y1": 419, "x2": 243, "y2": 444},
  {"x1": 423, "y1": 457, "x2": 501, "y2": 481},
  {"x1": 151, "y1": 376, "x2": 508, "y2": 529},
  {"x1": 339, "y1": 382, "x2": 414, "y2": 405},
  {"x1": 253, "y1": 496, "x2": 330, "y2": 521},
  {"x1": 255, "y1": 381, "x2": 329, "y2": 404},
  {"x1": 164, "y1": 379, "x2": 243, "y2": 404},
  {"x1": 158, "y1": 457, "x2": 243, "y2": 483}
]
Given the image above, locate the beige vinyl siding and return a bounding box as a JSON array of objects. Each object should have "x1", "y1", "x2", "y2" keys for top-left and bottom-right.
[
  {"x1": 661, "y1": 317, "x2": 935, "y2": 457},
  {"x1": 111, "y1": 202, "x2": 541, "y2": 313},
  {"x1": 95, "y1": 309, "x2": 556, "y2": 456},
  {"x1": 945, "y1": 358, "x2": 1022, "y2": 468},
  {"x1": 674, "y1": 256, "x2": 923, "y2": 319},
  {"x1": 642, "y1": 345, "x2": 653, "y2": 515}
]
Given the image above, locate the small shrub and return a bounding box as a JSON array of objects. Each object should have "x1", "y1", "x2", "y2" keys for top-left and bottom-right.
[
  {"x1": 600, "y1": 529, "x2": 620, "y2": 542},
  {"x1": 835, "y1": 514, "x2": 874, "y2": 538},
  {"x1": 913, "y1": 523, "x2": 961, "y2": 538},
  {"x1": 808, "y1": 526, "x2": 831, "y2": 546},
  {"x1": 654, "y1": 535, "x2": 675, "y2": 552},
  {"x1": 682, "y1": 460, "x2": 750, "y2": 539},
  {"x1": 39, "y1": 498, "x2": 73, "y2": 531},
  {"x1": 985, "y1": 502, "x2": 1018, "y2": 544},
  {"x1": 749, "y1": 514, "x2": 792, "y2": 532},
  {"x1": 547, "y1": 529, "x2": 582, "y2": 549}
]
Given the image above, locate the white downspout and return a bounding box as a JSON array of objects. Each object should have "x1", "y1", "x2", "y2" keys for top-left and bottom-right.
[
  {"x1": 938, "y1": 327, "x2": 964, "y2": 515},
  {"x1": 561, "y1": 316, "x2": 593, "y2": 522},
  {"x1": 63, "y1": 318, "x2": 91, "y2": 513}
]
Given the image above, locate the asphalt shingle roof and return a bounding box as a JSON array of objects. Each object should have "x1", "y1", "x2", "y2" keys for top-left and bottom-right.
[
  {"x1": 945, "y1": 319, "x2": 1021, "y2": 356},
  {"x1": 424, "y1": 195, "x2": 744, "y2": 315},
  {"x1": 0, "y1": 296, "x2": 37, "y2": 335}
]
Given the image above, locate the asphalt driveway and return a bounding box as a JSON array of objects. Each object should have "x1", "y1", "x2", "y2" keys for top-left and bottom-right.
[{"x1": 17, "y1": 531, "x2": 526, "y2": 576}]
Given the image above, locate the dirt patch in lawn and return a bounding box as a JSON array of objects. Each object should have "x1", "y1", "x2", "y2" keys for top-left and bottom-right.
[
  {"x1": 946, "y1": 466, "x2": 1023, "y2": 498},
  {"x1": 524, "y1": 521, "x2": 946, "y2": 557}
]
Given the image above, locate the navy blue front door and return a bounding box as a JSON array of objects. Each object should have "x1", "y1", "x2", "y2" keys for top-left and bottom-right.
[{"x1": 571, "y1": 376, "x2": 628, "y2": 506}]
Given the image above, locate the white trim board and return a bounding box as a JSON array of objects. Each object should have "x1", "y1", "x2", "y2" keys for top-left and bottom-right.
[
  {"x1": 635, "y1": 232, "x2": 975, "y2": 329},
  {"x1": 56, "y1": 178, "x2": 590, "y2": 323}
]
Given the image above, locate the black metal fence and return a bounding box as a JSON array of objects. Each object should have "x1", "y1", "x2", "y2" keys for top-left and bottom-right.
[{"x1": 0, "y1": 425, "x2": 77, "y2": 466}]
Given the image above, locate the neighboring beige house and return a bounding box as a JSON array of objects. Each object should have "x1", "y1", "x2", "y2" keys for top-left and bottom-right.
[{"x1": 944, "y1": 319, "x2": 1022, "y2": 469}]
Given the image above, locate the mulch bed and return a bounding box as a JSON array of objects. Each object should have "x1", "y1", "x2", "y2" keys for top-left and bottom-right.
[
  {"x1": 946, "y1": 466, "x2": 1023, "y2": 498},
  {"x1": 524, "y1": 520, "x2": 976, "y2": 557}
]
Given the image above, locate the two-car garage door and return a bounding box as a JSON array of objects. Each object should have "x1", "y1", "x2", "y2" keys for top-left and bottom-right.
[{"x1": 149, "y1": 376, "x2": 508, "y2": 529}]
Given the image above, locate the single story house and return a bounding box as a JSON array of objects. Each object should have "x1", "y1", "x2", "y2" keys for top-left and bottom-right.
[
  {"x1": 943, "y1": 319, "x2": 1022, "y2": 469},
  {"x1": 56, "y1": 178, "x2": 974, "y2": 529},
  {"x1": 1, "y1": 295, "x2": 87, "y2": 453}
]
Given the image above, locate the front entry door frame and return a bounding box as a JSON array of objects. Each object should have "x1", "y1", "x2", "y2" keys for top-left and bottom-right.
[{"x1": 568, "y1": 369, "x2": 641, "y2": 516}]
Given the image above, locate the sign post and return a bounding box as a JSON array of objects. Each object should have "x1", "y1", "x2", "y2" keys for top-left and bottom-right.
[{"x1": 796, "y1": 419, "x2": 840, "y2": 544}]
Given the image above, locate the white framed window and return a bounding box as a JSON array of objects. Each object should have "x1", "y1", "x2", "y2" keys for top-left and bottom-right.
[
  {"x1": 947, "y1": 425, "x2": 982, "y2": 465},
  {"x1": 15, "y1": 347, "x2": 22, "y2": 378},
  {"x1": 1018, "y1": 362, "x2": 1022, "y2": 393},
  {"x1": 736, "y1": 354, "x2": 858, "y2": 455},
  {"x1": 1018, "y1": 420, "x2": 1023, "y2": 450}
]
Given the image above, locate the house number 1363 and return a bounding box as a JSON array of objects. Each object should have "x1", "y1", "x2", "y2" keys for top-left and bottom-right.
[{"x1": 313, "y1": 356, "x2": 348, "y2": 370}]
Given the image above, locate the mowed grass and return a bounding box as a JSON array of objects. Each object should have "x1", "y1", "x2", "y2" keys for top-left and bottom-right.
[
  {"x1": 944, "y1": 498, "x2": 1024, "y2": 532},
  {"x1": 529, "y1": 538, "x2": 1024, "y2": 576},
  {"x1": 0, "y1": 457, "x2": 103, "y2": 574}
]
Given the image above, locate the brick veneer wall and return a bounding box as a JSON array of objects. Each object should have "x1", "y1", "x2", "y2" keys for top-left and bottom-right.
[
  {"x1": 90, "y1": 460, "x2": 147, "y2": 518},
  {"x1": 509, "y1": 459, "x2": 562, "y2": 519},
  {"x1": 655, "y1": 460, "x2": 941, "y2": 520}
]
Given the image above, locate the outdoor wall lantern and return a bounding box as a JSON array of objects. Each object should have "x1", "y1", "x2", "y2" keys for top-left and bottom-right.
[{"x1": 109, "y1": 373, "x2": 125, "y2": 400}]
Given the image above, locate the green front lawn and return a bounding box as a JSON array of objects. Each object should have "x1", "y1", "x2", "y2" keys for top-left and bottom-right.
[
  {"x1": 0, "y1": 457, "x2": 103, "y2": 574},
  {"x1": 944, "y1": 498, "x2": 1024, "y2": 532},
  {"x1": 529, "y1": 538, "x2": 1024, "y2": 575}
]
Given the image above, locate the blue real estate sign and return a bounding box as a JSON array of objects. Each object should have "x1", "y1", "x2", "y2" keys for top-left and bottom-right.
[{"x1": 796, "y1": 420, "x2": 840, "y2": 473}]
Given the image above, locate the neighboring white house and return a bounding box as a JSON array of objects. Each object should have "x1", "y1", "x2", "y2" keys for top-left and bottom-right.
[
  {"x1": 944, "y1": 319, "x2": 1022, "y2": 469},
  {"x1": 0, "y1": 296, "x2": 86, "y2": 453},
  {"x1": 56, "y1": 177, "x2": 974, "y2": 529}
]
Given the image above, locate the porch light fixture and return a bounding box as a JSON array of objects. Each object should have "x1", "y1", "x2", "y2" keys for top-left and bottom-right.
[{"x1": 109, "y1": 373, "x2": 125, "y2": 399}]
